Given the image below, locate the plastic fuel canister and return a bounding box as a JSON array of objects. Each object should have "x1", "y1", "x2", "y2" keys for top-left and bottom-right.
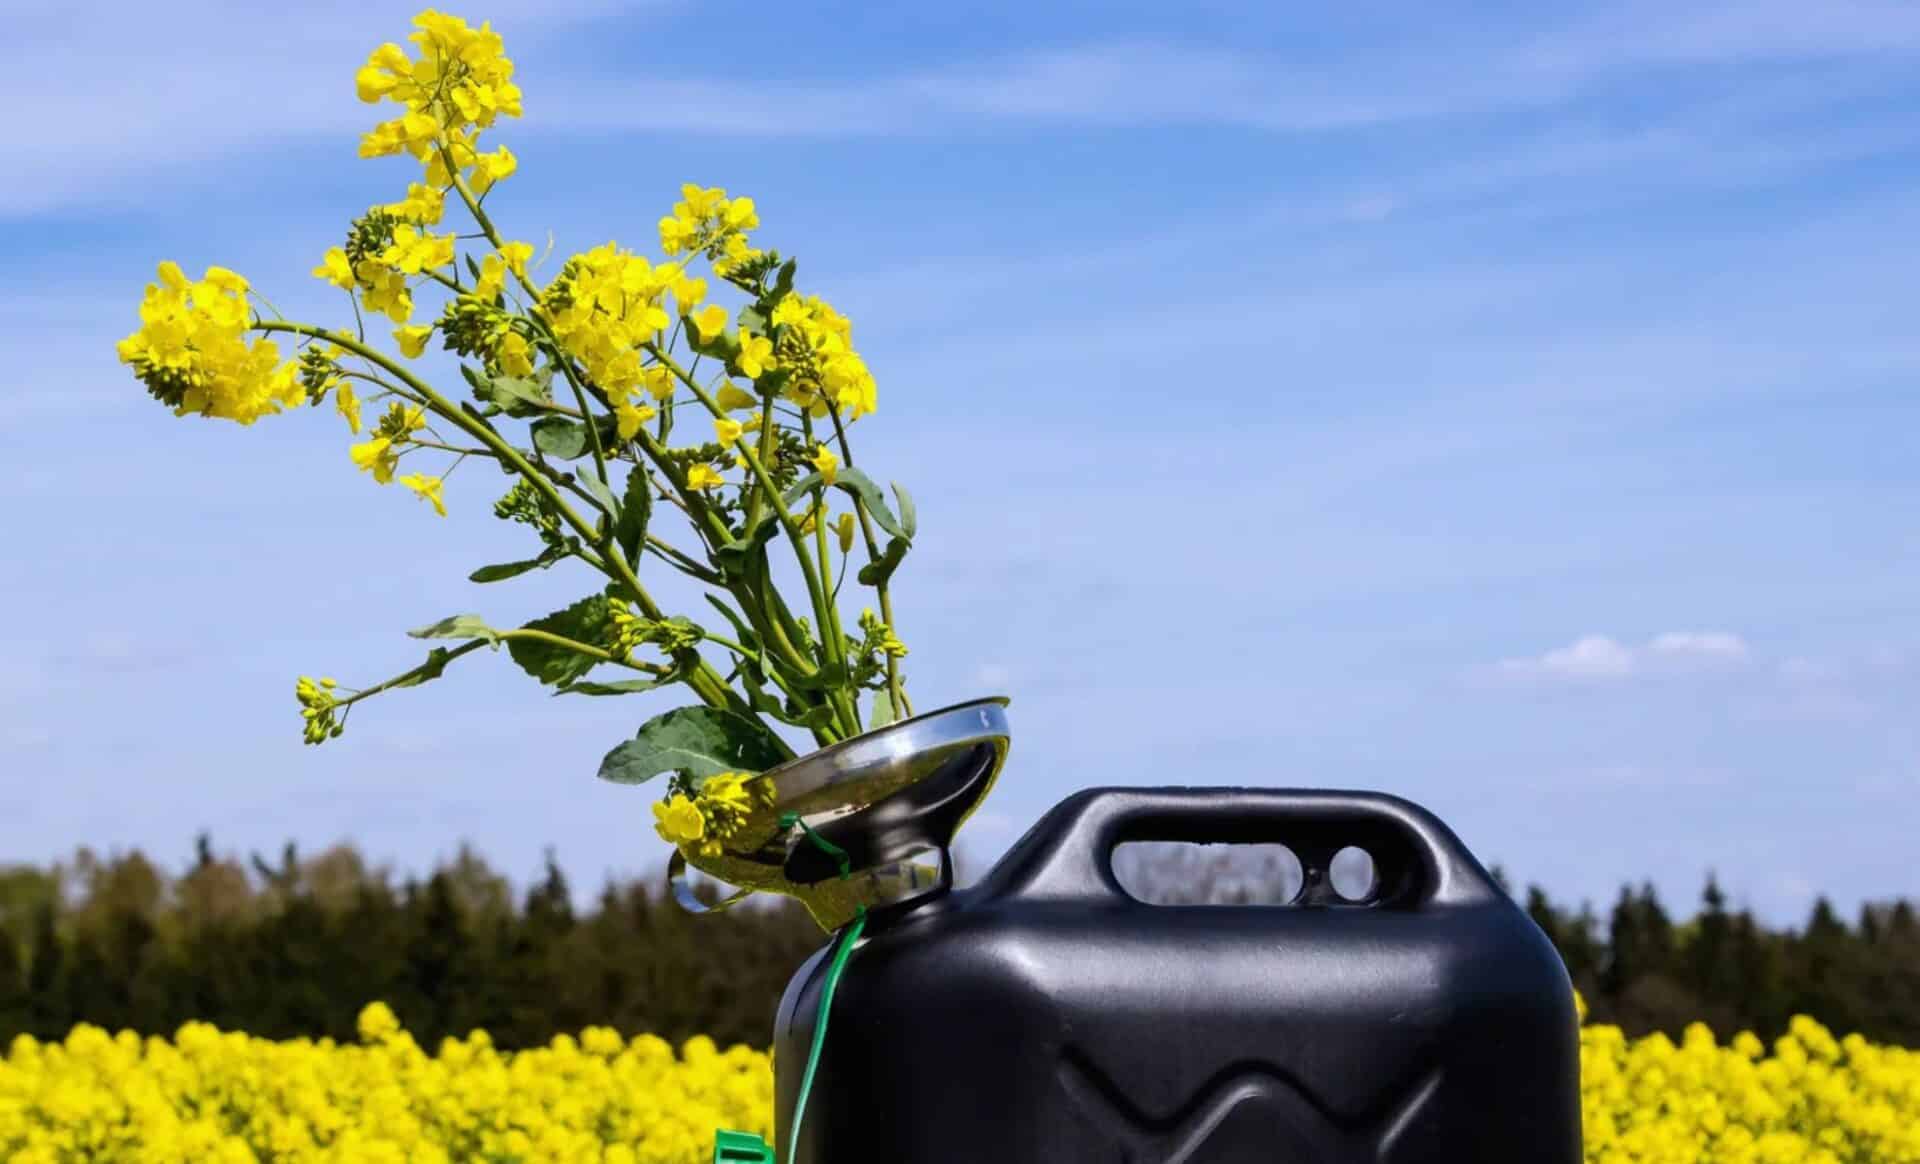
[{"x1": 773, "y1": 786, "x2": 1582, "y2": 1163}]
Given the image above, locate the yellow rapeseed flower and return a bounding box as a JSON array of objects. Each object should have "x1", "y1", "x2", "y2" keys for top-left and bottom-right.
[
  {"x1": 691, "y1": 304, "x2": 728, "y2": 341},
  {"x1": 350, "y1": 436, "x2": 400, "y2": 483},
  {"x1": 735, "y1": 331, "x2": 775, "y2": 379},
  {"x1": 4, "y1": 985, "x2": 1916, "y2": 1163},
  {"x1": 336, "y1": 381, "x2": 363, "y2": 434},
  {"x1": 393, "y1": 325, "x2": 434, "y2": 359},
  {"x1": 810, "y1": 444, "x2": 838, "y2": 485},
  {"x1": 715, "y1": 384, "x2": 757, "y2": 411},
  {"x1": 652, "y1": 794, "x2": 706, "y2": 845},
  {"x1": 495, "y1": 331, "x2": 534, "y2": 377},
  {"x1": 397, "y1": 473, "x2": 447, "y2": 516},
  {"x1": 614, "y1": 400, "x2": 656, "y2": 441},
  {"x1": 499, "y1": 240, "x2": 534, "y2": 279},
  {"x1": 117, "y1": 261, "x2": 303, "y2": 425},
  {"x1": 312, "y1": 247, "x2": 356, "y2": 290}
]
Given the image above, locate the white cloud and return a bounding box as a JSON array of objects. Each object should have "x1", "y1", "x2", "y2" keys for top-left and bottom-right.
[
  {"x1": 1495, "y1": 631, "x2": 1751, "y2": 680},
  {"x1": 974, "y1": 662, "x2": 1013, "y2": 689},
  {"x1": 1647, "y1": 631, "x2": 1750, "y2": 660},
  {"x1": 1504, "y1": 634, "x2": 1637, "y2": 679},
  {"x1": 4, "y1": 0, "x2": 633, "y2": 216},
  {"x1": 21, "y1": 1, "x2": 1920, "y2": 218}
]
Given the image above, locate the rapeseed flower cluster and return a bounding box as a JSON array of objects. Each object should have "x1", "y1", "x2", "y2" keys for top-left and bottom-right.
[
  {"x1": 5, "y1": 1003, "x2": 1918, "y2": 1161},
  {"x1": 355, "y1": 10, "x2": 522, "y2": 192},
  {"x1": 652, "y1": 772, "x2": 777, "y2": 858},
  {"x1": 0, "y1": 1004, "x2": 770, "y2": 1163},
  {"x1": 115, "y1": 264, "x2": 302, "y2": 425},
  {"x1": 115, "y1": 6, "x2": 927, "y2": 902},
  {"x1": 1580, "y1": 1009, "x2": 1920, "y2": 1163},
  {"x1": 537, "y1": 243, "x2": 689, "y2": 401}
]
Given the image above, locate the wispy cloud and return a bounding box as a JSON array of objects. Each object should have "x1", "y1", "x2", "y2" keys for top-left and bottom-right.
[
  {"x1": 1493, "y1": 631, "x2": 1752, "y2": 680},
  {"x1": 4, "y1": 0, "x2": 632, "y2": 216},
  {"x1": 549, "y1": 2, "x2": 1920, "y2": 137},
  {"x1": 20, "y1": 1, "x2": 1920, "y2": 218}
]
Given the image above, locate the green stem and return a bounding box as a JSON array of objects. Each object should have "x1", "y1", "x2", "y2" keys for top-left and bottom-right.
[
  {"x1": 652, "y1": 347, "x2": 857, "y2": 733},
  {"x1": 643, "y1": 536, "x2": 725, "y2": 584},
  {"x1": 802, "y1": 416, "x2": 854, "y2": 726},
  {"x1": 253, "y1": 320, "x2": 758, "y2": 730},
  {"x1": 337, "y1": 639, "x2": 488, "y2": 709},
  {"x1": 495, "y1": 628, "x2": 657, "y2": 670},
  {"x1": 827, "y1": 406, "x2": 912, "y2": 717}
]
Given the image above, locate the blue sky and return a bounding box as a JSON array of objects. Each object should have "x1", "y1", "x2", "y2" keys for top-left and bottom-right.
[{"x1": 4, "y1": 0, "x2": 1917, "y2": 926}]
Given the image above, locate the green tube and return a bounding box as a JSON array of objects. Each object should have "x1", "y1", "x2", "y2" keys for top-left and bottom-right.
[{"x1": 786, "y1": 907, "x2": 867, "y2": 1164}]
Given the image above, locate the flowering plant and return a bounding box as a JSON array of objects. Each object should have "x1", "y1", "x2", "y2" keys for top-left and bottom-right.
[{"x1": 118, "y1": 10, "x2": 919, "y2": 861}]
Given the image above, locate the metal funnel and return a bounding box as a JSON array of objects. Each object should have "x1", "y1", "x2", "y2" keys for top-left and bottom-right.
[{"x1": 670, "y1": 696, "x2": 1010, "y2": 930}]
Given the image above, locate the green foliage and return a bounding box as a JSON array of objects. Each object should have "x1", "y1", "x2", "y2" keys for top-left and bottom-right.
[
  {"x1": 890, "y1": 481, "x2": 917, "y2": 540},
  {"x1": 507, "y1": 597, "x2": 614, "y2": 687},
  {"x1": 597, "y1": 706, "x2": 791, "y2": 787},
  {"x1": 613, "y1": 467, "x2": 651, "y2": 566},
  {"x1": 783, "y1": 466, "x2": 911, "y2": 542},
  {"x1": 468, "y1": 553, "x2": 559, "y2": 584},
  {"x1": 387, "y1": 647, "x2": 458, "y2": 689},
  {"x1": 711, "y1": 519, "x2": 780, "y2": 582},
  {"x1": 857, "y1": 537, "x2": 909, "y2": 587},
  {"x1": 2, "y1": 843, "x2": 1918, "y2": 1053},
  {"x1": 0, "y1": 839, "x2": 821, "y2": 1051},
  {"x1": 530, "y1": 417, "x2": 595, "y2": 460},
  {"x1": 408, "y1": 615, "x2": 501, "y2": 644}
]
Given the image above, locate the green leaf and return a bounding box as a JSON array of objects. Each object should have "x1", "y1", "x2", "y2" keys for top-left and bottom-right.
[
  {"x1": 388, "y1": 646, "x2": 455, "y2": 690},
  {"x1": 596, "y1": 706, "x2": 791, "y2": 786},
  {"x1": 461, "y1": 398, "x2": 505, "y2": 425},
  {"x1": 701, "y1": 595, "x2": 760, "y2": 650},
  {"x1": 556, "y1": 676, "x2": 677, "y2": 697},
  {"x1": 791, "y1": 703, "x2": 839, "y2": 731},
  {"x1": 577, "y1": 470, "x2": 619, "y2": 514},
  {"x1": 468, "y1": 555, "x2": 556, "y2": 583},
  {"x1": 614, "y1": 467, "x2": 652, "y2": 565},
  {"x1": 891, "y1": 481, "x2": 917, "y2": 540},
  {"x1": 507, "y1": 596, "x2": 613, "y2": 687},
  {"x1": 857, "y1": 536, "x2": 910, "y2": 587},
  {"x1": 869, "y1": 688, "x2": 897, "y2": 729},
  {"x1": 783, "y1": 466, "x2": 910, "y2": 542},
  {"x1": 712, "y1": 518, "x2": 781, "y2": 581},
  {"x1": 771, "y1": 258, "x2": 797, "y2": 304},
  {"x1": 531, "y1": 417, "x2": 591, "y2": 460},
  {"x1": 738, "y1": 305, "x2": 768, "y2": 337},
  {"x1": 785, "y1": 659, "x2": 850, "y2": 693},
  {"x1": 485, "y1": 371, "x2": 551, "y2": 416},
  {"x1": 407, "y1": 615, "x2": 500, "y2": 644}
]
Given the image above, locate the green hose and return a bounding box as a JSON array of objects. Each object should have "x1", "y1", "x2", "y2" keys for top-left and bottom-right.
[{"x1": 786, "y1": 906, "x2": 866, "y2": 1163}]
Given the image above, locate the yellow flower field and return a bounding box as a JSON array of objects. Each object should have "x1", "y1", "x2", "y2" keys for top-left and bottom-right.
[{"x1": 2, "y1": 1001, "x2": 1917, "y2": 1162}]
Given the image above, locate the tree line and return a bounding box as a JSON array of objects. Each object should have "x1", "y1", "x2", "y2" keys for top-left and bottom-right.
[{"x1": 0, "y1": 837, "x2": 1914, "y2": 1050}]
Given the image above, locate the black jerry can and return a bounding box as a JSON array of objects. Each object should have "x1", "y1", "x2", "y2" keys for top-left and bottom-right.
[{"x1": 773, "y1": 787, "x2": 1582, "y2": 1163}]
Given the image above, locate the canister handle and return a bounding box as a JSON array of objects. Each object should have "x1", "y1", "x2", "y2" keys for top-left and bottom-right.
[{"x1": 983, "y1": 786, "x2": 1503, "y2": 908}]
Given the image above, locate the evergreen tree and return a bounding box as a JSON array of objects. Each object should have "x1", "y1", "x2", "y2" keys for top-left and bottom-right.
[
  {"x1": 403, "y1": 872, "x2": 476, "y2": 1045},
  {"x1": 1525, "y1": 885, "x2": 1564, "y2": 947},
  {"x1": 24, "y1": 901, "x2": 66, "y2": 1039},
  {"x1": 2, "y1": 839, "x2": 1916, "y2": 1049},
  {"x1": 1563, "y1": 901, "x2": 1604, "y2": 986},
  {"x1": 0, "y1": 923, "x2": 24, "y2": 1035},
  {"x1": 1688, "y1": 874, "x2": 1736, "y2": 1004},
  {"x1": 1604, "y1": 885, "x2": 1641, "y2": 996}
]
